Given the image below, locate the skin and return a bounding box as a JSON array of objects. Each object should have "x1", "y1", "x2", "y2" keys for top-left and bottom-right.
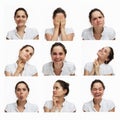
[
  {"x1": 5, "y1": 46, "x2": 38, "y2": 76},
  {"x1": 45, "y1": 13, "x2": 74, "y2": 41},
  {"x1": 15, "y1": 83, "x2": 29, "y2": 112},
  {"x1": 84, "y1": 47, "x2": 112, "y2": 76},
  {"x1": 44, "y1": 82, "x2": 67, "y2": 112},
  {"x1": 51, "y1": 46, "x2": 66, "y2": 75},
  {"x1": 90, "y1": 82, "x2": 115, "y2": 112},
  {"x1": 14, "y1": 10, "x2": 39, "y2": 40},
  {"x1": 90, "y1": 11, "x2": 104, "y2": 40}
]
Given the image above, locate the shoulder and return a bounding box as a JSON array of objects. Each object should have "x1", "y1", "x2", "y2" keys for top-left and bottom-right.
[
  {"x1": 45, "y1": 28, "x2": 54, "y2": 34},
  {"x1": 5, "y1": 63, "x2": 16, "y2": 69},
  {"x1": 84, "y1": 62, "x2": 93, "y2": 68},
  {"x1": 82, "y1": 27, "x2": 92, "y2": 34},
  {"x1": 65, "y1": 28, "x2": 74, "y2": 33},
  {"x1": 25, "y1": 27, "x2": 39, "y2": 34},
  {"x1": 43, "y1": 62, "x2": 52, "y2": 68},
  {"x1": 7, "y1": 29, "x2": 16, "y2": 34},
  {"x1": 44, "y1": 100, "x2": 53, "y2": 108},
  {"x1": 5, "y1": 102, "x2": 16, "y2": 112},
  {"x1": 64, "y1": 61, "x2": 75, "y2": 67},
  {"x1": 104, "y1": 26, "x2": 115, "y2": 32},
  {"x1": 102, "y1": 99, "x2": 115, "y2": 105},
  {"x1": 25, "y1": 63, "x2": 36, "y2": 68}
]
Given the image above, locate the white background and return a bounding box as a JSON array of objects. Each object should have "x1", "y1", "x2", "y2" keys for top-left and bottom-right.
[{"x1": 0, "y1": 0, "x2": 120, "y2": 120}]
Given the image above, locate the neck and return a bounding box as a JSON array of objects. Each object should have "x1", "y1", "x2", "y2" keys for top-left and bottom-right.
[
  {"x1": 53, "y1": 62, "x2": 63, "y2": 75},
  {"x1": 17, "y1": 25, "x2": 26, "y2": 32},
  {"x1": 56, "y1": 97, "x2": 65, "y2": 106},
  {"x1": 17, "y1": 100, "x2": 27, "y2": 107},
  {"x1": 93, "y1": 27, "x2": 103, "y2": 34},
  {"x1": 93, "y1": 98, "x2": 102, "y2": 105},
  {"x1": 97, "y1": 58, "x2": 105, "y2": 65}
]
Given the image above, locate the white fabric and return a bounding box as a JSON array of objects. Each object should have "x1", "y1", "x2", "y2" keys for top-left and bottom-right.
[
  {"x1": 82, "y1": 99, "x2": 115, "y2": 112},
  {"x1": 42, "y1": 61, "x2": 76, "y2": 75},
  {"x1": 44, "y1": 100, "x2": 76, "y2": 112},
  {"x1": 6, "y1": 26, "x2": 39, "y2": 40},
  {"x1": 84, "y1": 62, "x2": 113, "y2": 75},
  {"x1": 5, "y1": 62, "x2": 37, "y2": 76},
  {"x1": 5, "y1": 101, "x2": 39, "y2": 112},
  {"x1": 45, "y1": 28, "x2": 74, "y2": 41},
  {"x1": 82, "y1": 26, "x2": 115, "y2": 40}
]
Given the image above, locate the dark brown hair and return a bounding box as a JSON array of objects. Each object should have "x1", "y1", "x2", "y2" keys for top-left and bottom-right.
[
  {"x1": 89, "y1": 8, "x2": 104, "y2": 22},
  {"x1": 20, "y1": 44, "x2": 34, "y2": 54},
  {"x1": 105, "y1": 47, "x2": 114, "y2": 64},
  {"x1": 56, "y1": 80, "x2": 69, "y2": 96},
  {"x1": 53, "y1": 7, "x2": 66, "y2": 19},
  {"x1": 50, "y1": 42, "x2": 67, "y2": 55},
  {"x1": 15, "y1": 81, "x2": 30, "y2": 92},
  {"x1": 14, "y1": 7, "x2": 28, "y2": 18},
  {"x1": 91, "y1": 79, "x2": 105, "y2": 90}
]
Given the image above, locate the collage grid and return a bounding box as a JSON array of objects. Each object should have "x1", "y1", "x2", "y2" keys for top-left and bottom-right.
[{"x1": 0, "y1": 0, "x2": 120, "y2": 119}]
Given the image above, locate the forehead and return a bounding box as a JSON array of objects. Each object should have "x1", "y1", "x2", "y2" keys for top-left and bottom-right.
[
  {"x1": 21, "y1": 46, "x2": 34, "y2": 52},
  {"x1": 52, "y1": 46, "x2": 64, "y2": 52},
  {"x1": 55, "y1": 13, "x2": 65, "y2": 18},
  {"x1": 54, "y1": 82, "x2": 61, "y2": 87},
  {"x1": 91, "y1": 11, "x2": 103, "y2": 18},
  {"x1": 103, "y1": 47, "x2": 111, "y2": 52},
  {"x1": 16, "y1": 83, "x2": 27, "y2": 88},
  {"x1": 16, "y1": 10, "x2": 26, "y2": 15},
  {"x1": 92, "y1": 82, "x2": 103, "y2": 88}
]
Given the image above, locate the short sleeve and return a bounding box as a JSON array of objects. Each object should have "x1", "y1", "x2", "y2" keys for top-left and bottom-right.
[{"x1": 44, "y1": 101, "x2": 53, "y2": 109}]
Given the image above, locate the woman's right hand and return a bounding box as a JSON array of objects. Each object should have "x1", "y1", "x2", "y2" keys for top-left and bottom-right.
[
  {"x1": 14, "y1": 60, "x2": 25, "y2": 76},
  {"x1": 54, "y1": 18, "x2": 60, "y2": 29}
]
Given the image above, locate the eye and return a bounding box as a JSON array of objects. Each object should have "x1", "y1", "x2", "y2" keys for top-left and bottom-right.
[
  {"x1": 16, "y1": 15, "x2": 20, "y2": 18},
  {"x1": 52, "y1": 52, "x2": 57, "y2": 55},
  {"x1": 23, "y1": 88, "x2": 27, "y2": 91},
  {"x1": 59, "y1": 52, "x2": 63, "y2": 55},
  {"x1": 22, "y1": 15, "x2": 26, "y2": 18},
  {"x1": 16, "y1": 88, "x2": 21, "y2": 91}
]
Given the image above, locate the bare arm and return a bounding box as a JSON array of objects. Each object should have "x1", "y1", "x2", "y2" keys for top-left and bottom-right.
[
  {"x1": 109, "y1": 107, "x2": 115, "y2": 112},
  {"x1": 60, "y1": 19, "x2": 74, "y2": 41},
  {"x1": 33, "y1": 35, "x2": 39, "y2": 40}
]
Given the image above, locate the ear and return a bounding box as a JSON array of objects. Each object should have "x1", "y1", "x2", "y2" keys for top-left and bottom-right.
[{"x1": 63, "y1": 89, "x2": 67, "y2": 95}]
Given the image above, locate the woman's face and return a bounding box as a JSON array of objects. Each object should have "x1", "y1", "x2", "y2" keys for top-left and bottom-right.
[
  {"x1": 14, "y1": 10, "x2": 28, "y2": 27},
  {"x1": 90, "y1": 11, "x2": 104, "y2": 28},
  {"x1": 91, "y1": 82, "x2": 104, "y2": 100},
  {"x1": 53, "y1": 13, "x2": 66, "y2": 25},
  {"x1": 19, "y1": 46, "x2": 34, "y2": 62},
  {"x1": 51, "y1": 46, "x2": 66, "y2": 64},
  {"x1": 15, "y1": 83, "x2": 29, "y2": 101},
  {"x1": 97, "y1": 47, "x2": 111, "y2": 62},
  {"x1": 53, "y1": 82, "x2": 67, "y2": 97}
]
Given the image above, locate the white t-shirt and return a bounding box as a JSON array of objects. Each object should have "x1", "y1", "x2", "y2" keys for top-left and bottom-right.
[
  {"x1": 84, "y1": 62, "x2": 113, "y2": 75},
  {"x1": 82, "y1": 26, "x2": 115, "y2": 40},
  {"x1": 42, "y1": 61, "x2": 76, "y2": 75},
  {"x1": 44, "y1": 100, "x2": 76, "y2": 112},
  {"x1": 82, "y1": 99, "x2": 115, "y2": 112},
  {"x1": 5, "y1": 62, "x2": 37, "y2": 76},
  {"x1": 45, "y1": 28, "x2": 74, "y2": 41},
  {"x1": 5, "y1": 101, "x2": 39, "y2": 112},
  {"x1": 6, "y1": 26, "x2": 39, "y2": 40}
]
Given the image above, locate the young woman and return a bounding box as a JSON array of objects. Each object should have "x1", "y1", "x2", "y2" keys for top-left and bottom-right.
[
  {"x1": 82, "y1": 8, "x2": 115, "y2": 40},
  {"x1": 5, "y1": 81, "x2": 39, "y2": 112},
  {"x1": 84, "y1": 46, "x2": 114, "y2": 75},
  {"x1": 42, "y1": 42, "x2": 76, "y2": 75},
  {"x1": 82, "y1": 79, "x2": 115, "y2": 112},
  {"x1": 5, "y1": 45, "x2": 38, "y2": 76},
  {"x1": 44, "y1": 80, "x2": 76, "y2": 112},
  {"x1": 45, "y1": 7, "x2": 74, "y2": 41},
  {"x1": 6, "y1": 7, "x2": 39, "y2": 40}
]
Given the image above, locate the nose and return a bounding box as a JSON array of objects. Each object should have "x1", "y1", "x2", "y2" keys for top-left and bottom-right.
[{"x1": 56, "y1": 54, "x2": 60, "y2": 58}]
